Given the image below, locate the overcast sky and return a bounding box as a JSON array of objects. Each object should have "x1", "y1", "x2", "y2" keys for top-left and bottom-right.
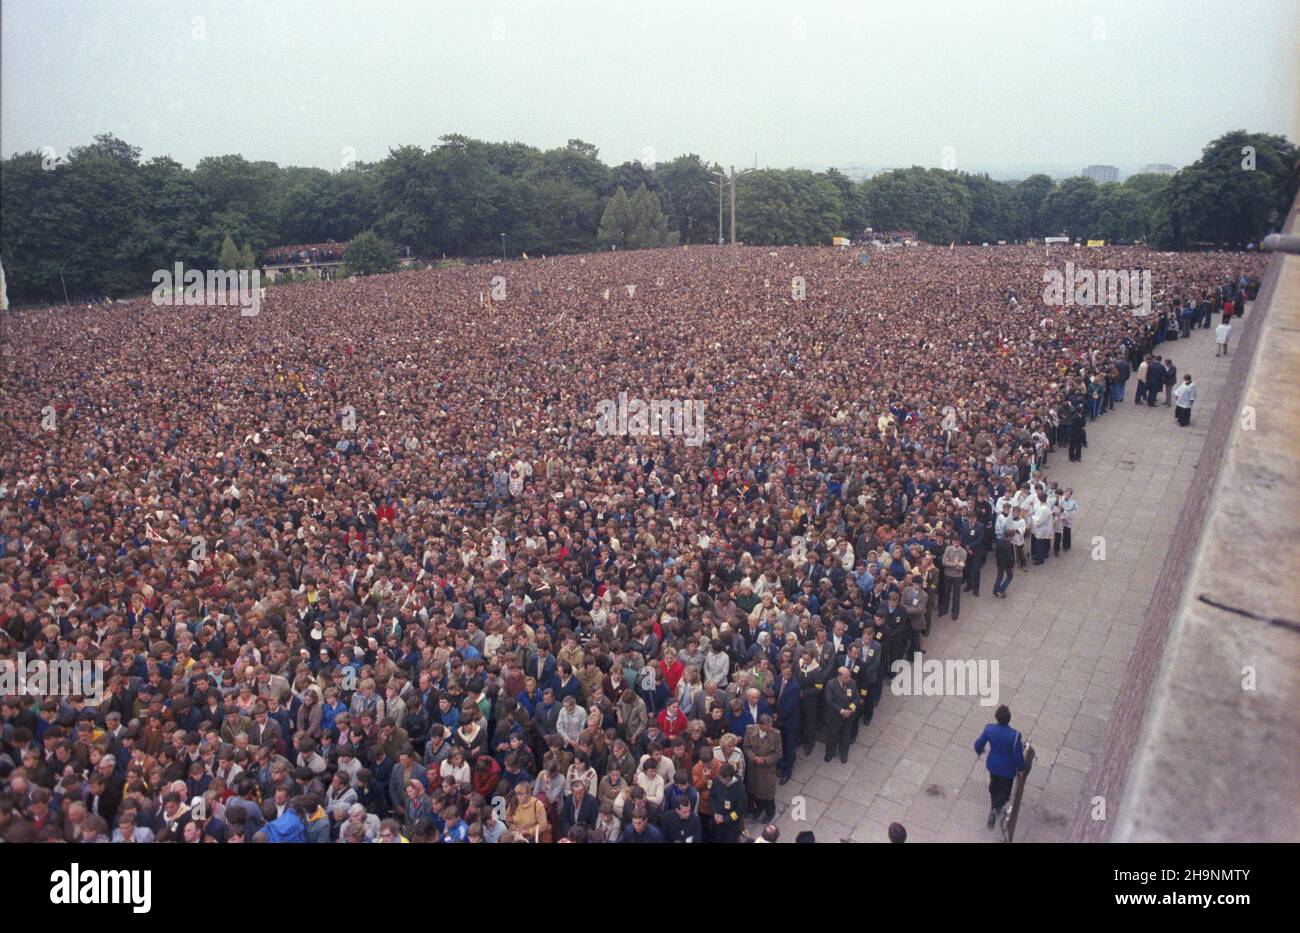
[{"x1": 3, "y1": 0, "x2": 1296, "y2": 177}]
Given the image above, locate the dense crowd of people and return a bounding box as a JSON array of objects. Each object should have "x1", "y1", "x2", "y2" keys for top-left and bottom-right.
[
  {"x1": 0, "y1": 243, "x2": 1263, "y2": 843},
  {"x1": 260, "y1": 243, "x2": 347, "y2": 266}
]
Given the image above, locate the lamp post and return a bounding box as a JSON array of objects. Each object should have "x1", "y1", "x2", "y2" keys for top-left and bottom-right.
[
  {"x1": 501, "y1": 234, "x2": 507, "y2": 260},
  {"x1": 710, "y1": 169, "x2": 726, "y2": 245},
  {"x1": 728, "y1": 165, "x2": 756, "y2": 250}
]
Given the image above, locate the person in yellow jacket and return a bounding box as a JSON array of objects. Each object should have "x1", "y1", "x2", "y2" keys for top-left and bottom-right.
[{"x1": 506, "y1": 781, "x2": 550, "y2": 843}]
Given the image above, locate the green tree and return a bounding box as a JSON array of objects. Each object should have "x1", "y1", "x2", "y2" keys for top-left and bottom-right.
[
  {"x1": 219, "y1": 234, "x2": 241, "y2": 269},
  {"x1": 656, "y1": 154, "x2": 719, "y2": 244},
  {"x1": 1151, "y1": 131, "x2": 1298, "y2": 247},
  {"x1": 1091, "y1": 182, "x2": 1147, "y2": 243},
  {"x1": 278, "y1": 166, "x2": 378, "y2": 244},
  {"x1": 240, "y1": 243, "x2": 257, "y2": 270},
  {"x1": 959, "y1": 173, "x2": 1019, "y2": 243},
  {"x1": 193, "y1": 154, "x2": 280, "y2": 246},
  {"x1": 343, "y1": 230, "x2": 397, "y2": 275},
  {"x1": 629, "y1": 184, "x2": 669, "y2": 247},
  {"x1": 532, "y1": 177, "x2": 600, "y2": 253},
  {"x1": 609, "y1": 160, "x2": 657, "y2": 199},
  {"x1": 862, "y1": 167, "x2": 971, "y2": 243},
  {"x1": 1040, "y1": 176, "x2": 1100, "y2": 238},
  {"x1": 1012, "y1": 173, "x2": 1055, "y2": 239},
  {"x1": 597, "y1": 186, "x2": 634, "y2": 248},
  {"x1": 374, "y1": 144, "x2": 440, "y2": 255}
]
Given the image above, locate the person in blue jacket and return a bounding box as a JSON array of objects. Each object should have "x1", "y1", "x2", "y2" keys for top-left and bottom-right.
[
  {"x1": 264, "y1": 798, "x2": 306, "y2": 843},
  {"x1": 974, "y1": 704, "x2": 1026, "y2": 829}
]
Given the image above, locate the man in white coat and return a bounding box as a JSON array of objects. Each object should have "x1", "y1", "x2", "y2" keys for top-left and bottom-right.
[{"x1": 1215, "y1": 320, "x2": 1232, "y2": 356}]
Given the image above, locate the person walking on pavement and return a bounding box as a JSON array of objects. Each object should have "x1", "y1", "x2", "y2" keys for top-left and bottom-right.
[
  {"x1": 1215, "y1": 319, "x2": 1232, "y2": 356},
  {"x1": 974, "y1": 705, "x2": 1026, "y2": 830},
  {"x1": 1162, "y1": 358, "x2": 1177, "y2": 406},
  {"x1": 1173, "y1": 375, "x2": 1197, "y2": 427}
]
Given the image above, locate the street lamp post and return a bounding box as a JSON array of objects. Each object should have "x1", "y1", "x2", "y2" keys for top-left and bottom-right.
[
  {"x1": 711, "y1": 170, "x2": 726, "y2": 245},
  {"x1": 729, "y1": 165, "x2": 757, "y2": 250},
  {"x1": 501, "y1": 234, "x2": 507, "y2": 260}
]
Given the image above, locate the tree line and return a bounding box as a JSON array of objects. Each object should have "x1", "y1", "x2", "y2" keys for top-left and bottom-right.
[{"x1": 1, "y1": 130, "x2": 1294, "y2": 305}]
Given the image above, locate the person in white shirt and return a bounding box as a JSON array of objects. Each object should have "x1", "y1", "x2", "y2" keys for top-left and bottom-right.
[
  {"x1": 1030, "y1": 495, "x2": 1054, "y2": 565},
  {"x1": 1059, "y1": 491, "x2": 1077, "y2": 552},
  {"x1": 1009, "y1": 506, "x2": 1028, "y2": 570},
  {"x1": 1215, "y1": 321, "x2": 1232, "y2": 356},
  {"x1": 837, "y1": 540, "x2": 855, "y2": 571},
  {"x1": 994, "y1": 503, "x2": 1013, "y2": 541},
  {"x1": 1173, "y1": 375, "x2": 1197, "y2": 426},
  {"x1": 1051, "y1": 500, "x2": 1066, "y2": 556}
]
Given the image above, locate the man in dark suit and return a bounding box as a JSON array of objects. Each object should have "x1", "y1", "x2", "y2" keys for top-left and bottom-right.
[
  {"x1": 1146, "y1": 358, "x2": 1166, "y2": 408},
  {"x1": 557, "y1": 780, "x2": 598, "y2": 836},
  {"x1": 85, "y1": 772, "x2": 121, "y2": 825},
  {"x1": 823, "y1": 667, "x2": 856, "y2": 764},
  {"x1": 797, "y1": 650, "x2": 825, "y2": 757},
  {"x1": 249, "y1": 705, "x2": 283, "y2": 751},
  {"x1": 961, "y1": 512, "x2": 986, "y2": 597},
  {"x1": 527, "y1": 643, "x2": 559, "y2": 692},
  {"x1": 772, "y1": 664, "x2": 801, "y2": 784}
]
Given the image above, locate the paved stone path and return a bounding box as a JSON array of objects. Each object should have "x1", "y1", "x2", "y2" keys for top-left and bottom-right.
[{"x1": 760, "y1": 315, "x2": 1239, "y2": 843}]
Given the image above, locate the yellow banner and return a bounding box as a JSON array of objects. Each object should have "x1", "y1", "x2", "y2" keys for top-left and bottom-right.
[{"x1": 1086, "y1": 239, "x2": 1105, "y2": 247}]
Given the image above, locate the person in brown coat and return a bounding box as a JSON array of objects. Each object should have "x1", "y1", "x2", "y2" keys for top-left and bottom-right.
[{"x1": 743, "y1": 714, "x2": 781, "y2": 822}]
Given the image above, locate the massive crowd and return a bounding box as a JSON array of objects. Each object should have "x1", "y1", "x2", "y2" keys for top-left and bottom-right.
[
  {"x1": 0, "y1": 243, "x2": 1262, "y2": 843},
  {"x1": 260, "y1": 243, "x2": 347, "y2": 266}
]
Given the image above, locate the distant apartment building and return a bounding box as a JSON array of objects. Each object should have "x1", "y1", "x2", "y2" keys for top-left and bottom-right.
[
  {"x1": 1082, "y1": 164, "x2": 1120, "y2": 183},
  {"x1": 1139, "y1": 163, "x2": 1178, "y2": 176}
]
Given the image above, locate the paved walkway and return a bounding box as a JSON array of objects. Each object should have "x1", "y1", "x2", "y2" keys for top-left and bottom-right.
[{"x1": 763, "y1": 315, "x2": 1239, "y2": 843}]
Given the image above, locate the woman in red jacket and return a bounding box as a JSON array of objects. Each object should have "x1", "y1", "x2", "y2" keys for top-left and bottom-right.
[
  {"x1": 657, "y1": 699, "x2": 689, "y2": 739},
  {"x1": 658, "y1": 647, "x2": 685, "y2": 695}
]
